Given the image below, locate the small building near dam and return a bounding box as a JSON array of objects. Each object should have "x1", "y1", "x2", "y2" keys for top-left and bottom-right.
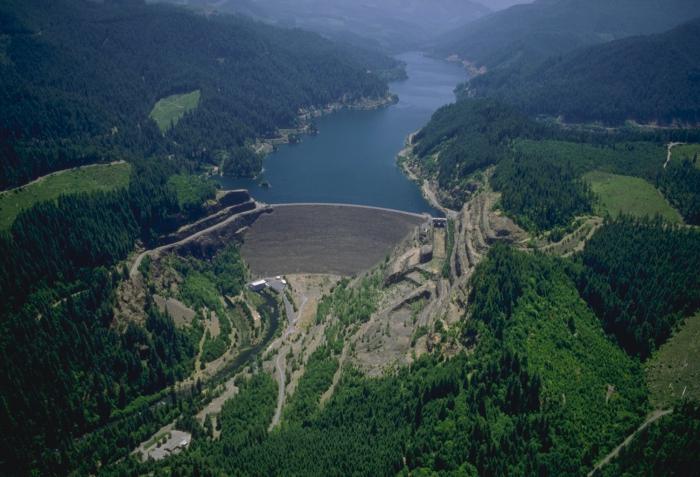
[
  {"x1": 249, "y1": 279, "x2": 267, "y2": 292},
  {"x1": 432, "y1": 218, "x2": 448, "y2": 228}
]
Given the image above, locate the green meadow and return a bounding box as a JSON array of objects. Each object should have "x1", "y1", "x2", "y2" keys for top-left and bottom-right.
[
  {"x1": 149, "y1": 90, "x2": 201, "y2": 132},
  {"x1": 584, "y1": 170, "x2": 682, "y2": 223},
  {"x1": 0, "y1": 162, "x2": 131, "y2": 230},
  {"x1": 646, "y1": 312, "x2": 700, "y2": 408},
  {"x1": 672, "y1": 143, "x2": 700, "y2": 168}
]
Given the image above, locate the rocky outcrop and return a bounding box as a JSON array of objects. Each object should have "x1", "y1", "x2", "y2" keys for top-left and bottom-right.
[
  {"x1": 216, "y1": 190, "x2": 252, "y2": 208},
  {"x1": 158, "y1": 198, "x2": 256, "y2": 247},
  {"x1": 174, "y1": 207, "x2": 272, "y2": 259}
]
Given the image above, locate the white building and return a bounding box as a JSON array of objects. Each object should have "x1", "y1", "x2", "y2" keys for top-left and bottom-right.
[{"x1": 249, "y1": 279, "x2": 267, "y2": 292}]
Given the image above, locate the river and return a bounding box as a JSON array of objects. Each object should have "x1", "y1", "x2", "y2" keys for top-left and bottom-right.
[{"x1": 217, "y1": 52, "x2": 467, "y2": 214}]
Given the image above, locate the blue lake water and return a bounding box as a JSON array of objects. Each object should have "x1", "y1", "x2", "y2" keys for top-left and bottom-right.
[{"x1": 217, "y1": 52, "x2": 467, "y2": 214}]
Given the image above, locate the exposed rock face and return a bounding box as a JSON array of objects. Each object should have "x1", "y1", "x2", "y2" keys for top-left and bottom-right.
[
  {"x1": 174, "y1": 207, "x2": 272, "y2": 259},
  {"x1": 217, "y1": 190, "x2": 252, "y2": 208},
  {"x1": 113, "y1": 272, "x2": 148, "y2": 330},
  {"x1": 117, "y1": 199, "x2": 270, "y2": 331},
  {"x1": 158, "y1": 192, "x2": 255, "y2": 247},
  {"x1": 153, "y1": 295, "x2": 196, "y2": 327},
  {"x1": 345, "y1": 188, "x2": 527, "y2": 376}
]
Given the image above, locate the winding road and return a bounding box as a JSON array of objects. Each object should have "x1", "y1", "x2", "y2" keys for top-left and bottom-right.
[
  {"x1": 269, "y1": 353, "x2": 287, "y2": 431},
  {"x1": 269, "y1": 292, "x2": 308, "y2": 430},
  {"x1": 129, "y1": 205, "x2": 264, "y2": 278}
]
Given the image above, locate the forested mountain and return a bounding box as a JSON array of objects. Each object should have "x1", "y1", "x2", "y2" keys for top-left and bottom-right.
[
  {"x1": 409, "y1": 98, "x2": 700, "y2": 226},
  {"x1": 2, "y1": 0, "x2": 699, "y2": 475},
  {"x1": 577, "y1": 216, "x2": 700, "y2": 359},
  {"x1": 57, "y1": 195, "x2": 699, "y2": 477},
  {"x1": 434, "y1": 0, "x2": 700, "y2": 71},
  {"x1": 103, "y1": 246, "x2": 650, "y2": 476},
  {"x1": 468, "y1": 18, "x2": 700, "y2": 124},
  {"x1": 0, "y1": 158, "x2": 214, "y2": 473},
  {"x1": 0, "y1": 0, "x2": 397, "y2": 472},
  {"x1": 159, "y1": 0, "x2": 492, "y2": 52},
  {"x1": 658, "y1": 159, "x2": 700, "y2": 224},
  {"x1": 0, "y1": 0, "x2": 392, "y2": 189}
]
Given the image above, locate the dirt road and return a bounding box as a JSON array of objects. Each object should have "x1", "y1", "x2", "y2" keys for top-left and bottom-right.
[
  {"x1": 129, "y1": 205, "x2": 263, "y2": 278},
  {"x1": 268, "y1": 291, "x2": 307, "y2": 430},
  {"x1": 665, "y1": 142, "x2": 685, "y2": 169},
  {"x1": 0, "y1": 160, "x2": 127, "y2": 195},
  {"x1": 588, "y1": 409, "x2": 673, "y2": 476},
  {"x1": 269, "y1": 352, "x2": 287, "y2": 430}
]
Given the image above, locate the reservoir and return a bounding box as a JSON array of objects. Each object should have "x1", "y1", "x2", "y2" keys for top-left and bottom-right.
[{"x1": 217, "y1": 52, "x2": 467, "y2": 214}]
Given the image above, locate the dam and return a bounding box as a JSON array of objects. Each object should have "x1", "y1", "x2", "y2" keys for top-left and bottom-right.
[{"x1": 240, "y1": 203, "x2": 429, "y2": 278}]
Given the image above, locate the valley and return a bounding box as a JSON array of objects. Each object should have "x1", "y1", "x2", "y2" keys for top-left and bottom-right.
[
  {"x1": 218, "y1": 52, "x2": 465, "y2": 213},
  {"x1": 2, "y1": 1, "x2": 700, "y2": 476}
]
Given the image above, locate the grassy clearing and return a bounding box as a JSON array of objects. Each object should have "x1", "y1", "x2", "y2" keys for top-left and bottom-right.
[
  {"x1": 149, "y1": 90, "x2": 201, "y2": 133},
  {"x1": 584, "y1": 171, "x2": 682, "y2": 223},
  {"x1": 672, "y1": 143, "x2": 700, "y2": 169},
  {"x1": 0, "y1": 162, "x2": 131, "y2": 230},
  {"x1": 646, "y1": 312, "x2": 700, "y2": 408},
  {"x1": 167, "y1": 174, "x2": 216, "y2": 211}
]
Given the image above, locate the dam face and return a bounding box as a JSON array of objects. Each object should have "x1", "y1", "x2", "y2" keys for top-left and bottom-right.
[{"x1": 240, "y1": 204, "x2": 427, "y2": 278}]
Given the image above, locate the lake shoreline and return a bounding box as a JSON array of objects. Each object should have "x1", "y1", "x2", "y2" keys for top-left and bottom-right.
[
  {"x1": 397, "y1": 131, "x2": 457, "y2": 218},
  {"x1": 216, "y1": 52, "x2": 466, "y2": 215},
  {"x1": 249, "y1": 93, "x2": 399, "y2": 160}
]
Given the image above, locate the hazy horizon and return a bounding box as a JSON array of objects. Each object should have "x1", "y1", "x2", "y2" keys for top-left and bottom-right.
[{"x1": 155, "y1": 0, "x2": 536, "y2": 51}]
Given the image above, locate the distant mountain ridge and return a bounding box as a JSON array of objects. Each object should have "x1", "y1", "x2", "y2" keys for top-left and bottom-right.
[
  {"x1": 158, "y1": 0, "x2": 492, "y2": 51},
  {"x1": 434, "y1": 0, "x2": 700, "y2": 70},
  {"x1": 466, "y1": 17, "x2": 700, "y2": 124}
]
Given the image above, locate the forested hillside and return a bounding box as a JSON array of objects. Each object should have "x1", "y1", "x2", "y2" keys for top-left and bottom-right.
[
  {"x1": 0, "y1": 1, "x2": 397, "y2": 473},
  {"x1": 409, "y1": 98, "x2": 700, "y2": 227},
  {"x1": 101, "y1": 246, "x2": 650, "y2": 476},
  {"x1": 576, "y1": 216, "x2": 700, "y2": 359},
  {"x1": 0, "y1": 158, "x2": 219, "y2": 473},
  {"x1": 0, "y1": 0, "x2": 391, "y2": 188},
  {"x1": 596, "y1": 401, "x2": 700, "y2": 476},
  {"x1": 91, "y1": 202, "x2": 700, "y2": 477},
  {"x1": 468, "y1": 18, "x2": 700, "y2": 124},
  {"x1": 410, "y1": 99, "x2": 542, "y2": 207},
  {"x1": 2, "y1": 0, "x2": 699, "y2": 475},
  {"x1": 434, "y1": 0, "x2": 700, "y2": 71}
]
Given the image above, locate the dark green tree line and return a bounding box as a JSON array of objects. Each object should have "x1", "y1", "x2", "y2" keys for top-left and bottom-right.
[{"x1": 576, "y1": 216, "x2": 700, "y2": 358}]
